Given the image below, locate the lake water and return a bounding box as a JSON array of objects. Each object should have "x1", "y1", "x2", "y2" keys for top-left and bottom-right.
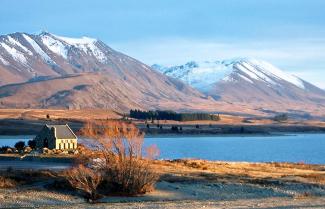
[
  {"x1": 0, "y1": 134, "x2": 324, "y2": 164},
  {"x1": 144, "y1": 134, "x2": 325, "y2": 164}
]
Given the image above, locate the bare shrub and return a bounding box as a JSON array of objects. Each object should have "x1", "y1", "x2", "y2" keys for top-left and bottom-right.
[
  {"x1": 80, "y1": 120, "x2": 159, "y2": 195},
  {"x1": 65, "y1": 164, "x2": 102, "y2": 202},
  {"x1": 0, "y1": 176, "x2": 16, "y2": 188}
]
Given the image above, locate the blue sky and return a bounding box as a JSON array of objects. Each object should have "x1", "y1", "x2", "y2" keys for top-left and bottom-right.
[{"x1": 1, "y1": 0, "x2": 325, "y2": 87}]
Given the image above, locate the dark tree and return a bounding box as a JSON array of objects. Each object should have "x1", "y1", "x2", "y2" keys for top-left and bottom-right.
[
  {"x1": 28, "y1": 139, "x2": 36, "y2": 149},
  {"x1": 0, "y1": 146, "x2": 10, "y2": 153},
  {"x1": 130, "y1": 109, "x2": 220, "y2": 122},
  {"x1": 273, "y1": 113, "x2": 288, "y2": 122},
  {"x1": 14, "y1": 141, "x2": 25, "y2": 151}
]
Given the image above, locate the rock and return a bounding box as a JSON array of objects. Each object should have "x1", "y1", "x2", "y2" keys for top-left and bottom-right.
[
  {"x1": 24, "y1": 146, "x2": 32, "y2": 153},
  {"x1": 42, "y1": 147, "x2": 49, "y2": 154},
  {"x1": 61, "y1": 150, "x2": 69, "y2": 155},
  {"x1": 6, "y1": 148, "x2": 13, "y2": 153}
]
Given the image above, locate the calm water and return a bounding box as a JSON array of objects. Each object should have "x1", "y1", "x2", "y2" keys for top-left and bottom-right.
[
  {"x1": 0, "y1": 135, "x2": 34, "y2": 147},
  {"x1": 0, "y1": 134, "x2": 324, "y2": 164},
  {"x1": 144, "y1": 134, "x2": 325, "y2": 164}
]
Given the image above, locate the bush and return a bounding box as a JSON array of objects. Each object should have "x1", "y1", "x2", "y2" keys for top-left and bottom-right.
[
  {"x1": 80, "y1": 120, "x2": 159, "y2": 196},
  {"x1": 65, "y1": 164, "x2": 102, "y2": 202},
  {"x1": 14, "y1": 141, "x2": 25, "y2": 151},
  {"x1": 0, "y1": 176, "x2": 16, "y2": 188},
  {"x1": 28, "y1": 139, "x2": 36, "y2": 149},
  {"x1": 0, "y1": 146, "x2": 10, "y2": 153},
  {"x1": 273, "y1": 113, "x2": 288, "y2": 122}
]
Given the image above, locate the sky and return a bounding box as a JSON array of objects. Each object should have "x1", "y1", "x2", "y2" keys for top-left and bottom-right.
[{"x1": 1, "y1": 0, "x2": 325, "y2": 88}]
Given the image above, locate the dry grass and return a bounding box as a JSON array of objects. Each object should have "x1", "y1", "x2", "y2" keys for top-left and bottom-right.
[
  {"x1": 0, "y1": 109, "x2": 121, "y2": 120},
  {"x1": 151, "y1": 159, "x2": 325, "y2": 185},
  {"x1": 1, "y1": 108, "x2": 325, "y2": 128},
  {"x1": 0, "y1": 169, "x2": 56, "y2": 189},
  {"x1": 0, "y1": 176, "x2": 17, "y2": 188}
]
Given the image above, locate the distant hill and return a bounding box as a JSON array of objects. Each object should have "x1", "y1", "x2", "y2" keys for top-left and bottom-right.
[{"x1": 153, "y1": 58, "x2": 325, "y2": 118}]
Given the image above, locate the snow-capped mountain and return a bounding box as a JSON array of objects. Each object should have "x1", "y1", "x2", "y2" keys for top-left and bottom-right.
[
  {"x1": 0, "y1": 32, "x2": 212, "y2": 111},
  {"x1": 152, "y1": 58, "x2": 325, "y2": 106},
  {"x1": 1, "y1": 32, "x2": 325, "y2": 117},
  {"x1": 0, "y1": 32, "x2": 123, "y2": 85}
]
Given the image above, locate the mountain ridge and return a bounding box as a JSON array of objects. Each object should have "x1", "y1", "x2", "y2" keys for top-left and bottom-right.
[
  {"x1": 0, "y1": 32, "x2": 325, "y2": 118},
  {"x1": 152, "y1": 58, "x2": 325, "y2": 118},
  {"x1": 0, "y1": 32, "x2": 216, "y2": 112}
]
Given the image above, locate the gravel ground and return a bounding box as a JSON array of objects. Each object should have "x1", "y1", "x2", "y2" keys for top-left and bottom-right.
[
  {"x1": 1, "y1": 160, "x2": 324, "y2": 208},
  {"x1": 1, "y1": 180, "x2": 324, "y2": 208}
]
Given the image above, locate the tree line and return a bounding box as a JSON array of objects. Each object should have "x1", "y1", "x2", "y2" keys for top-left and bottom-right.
[{"x1": 129, "y1": 109, "x2": 220, "y2": 121}]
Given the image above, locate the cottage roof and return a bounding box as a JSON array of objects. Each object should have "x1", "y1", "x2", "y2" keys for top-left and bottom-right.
[{"x1": 45, "y1": 124, "x2": 77, "y2": 139}]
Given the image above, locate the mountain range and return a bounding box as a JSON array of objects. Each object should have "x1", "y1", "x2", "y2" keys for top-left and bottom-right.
[
  {"x1": 152, "y1": 59, "x2": 325, "y2": 118},
  {"x1": 0, "y1": 32, "x2": 214, "y2": 112},
  {"x1": 0, "y1": 32, "x2": 324, "y2": 118}
]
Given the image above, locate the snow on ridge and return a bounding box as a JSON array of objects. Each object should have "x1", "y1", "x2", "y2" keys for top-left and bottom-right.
[
  {"x1": 51, "y1": 34, "x2": 97, "y2": 45},
  {"x1": 157, "y1": 60, "x2": 233, "y2": 91},
  {"x1": 50, "y1": 33, "x2": 107, "y2": 63},
  {"x1": 40, "y1": 34, "x2": 68, "y2": 59},
  {"x1": 22, "y1": 34, "x2": 55, "y2": 65},
  {"x1": 7, "y1": 36, "x2": 33, "y2": 55},
  {"x1": 0, "y1": 55, "x2": 9, "y2": 65},
  {"x1": 236, "y1": 61, "x2": 276, "y2": 85},
  {"x1": 0, "y1": 42, "x2": 28, "y2": 65},
  {"x1": 244, "y1": 59, "x2": 305, "y2": 89},
  {"x1": 153, "y1": 57, "x2": 306, "y2": 90}
]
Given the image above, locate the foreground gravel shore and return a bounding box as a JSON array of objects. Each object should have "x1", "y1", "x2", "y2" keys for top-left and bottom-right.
[{"x1": 1, "y1": 160, "x2": 325, "y2": 208}]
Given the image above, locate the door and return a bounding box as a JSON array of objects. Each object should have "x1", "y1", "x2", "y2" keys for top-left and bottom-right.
[{"x1": 44, "y1": 138, "x2": 48, "y2": 148}]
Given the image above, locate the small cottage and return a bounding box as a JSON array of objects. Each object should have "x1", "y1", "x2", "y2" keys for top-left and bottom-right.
[{"x1": 35, "y1": 124, "x2": 77, "y2": 150}]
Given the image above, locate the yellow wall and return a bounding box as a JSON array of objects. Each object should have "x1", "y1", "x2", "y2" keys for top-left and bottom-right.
[{"x1": 55, "y1": 138, "x2": 78, "y2": 150}]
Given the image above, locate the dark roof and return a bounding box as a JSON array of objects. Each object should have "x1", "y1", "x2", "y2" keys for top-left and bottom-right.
[{"x1": 46, "y1": 124, "x2": 77, "y2": 139}]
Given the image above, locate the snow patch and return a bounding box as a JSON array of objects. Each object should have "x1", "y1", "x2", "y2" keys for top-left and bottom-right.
[
  {"x1": 156, "y1": 61, "x2": 232, "y2": 91},
  {"x1": 41, "y1": 34, "x2": 68, "y2": 59},
  {"x1": 51, "y1": 34, "x2": 107, "y2": 63},
  {"x1": 238, "y1": 74, "x2": 254, "y2": 84},
  {"x1": 0, "y1": 55, "x2": 9, "y2": 65},
  {"x1": 236, "y1": 61, "x2": 276, "y2": 85},
  {"x1": 7, "y1": 36, "x2": 33, "y2": 55},
  {"x1": 153, "y1": 57, "x2": 306, "y2": 91},
  {"x1": 23, "y1": 34, "x2": 55, "y2": 64},
  {"x1": 0, "y1": 42, "x2": 27, "y2": 65},
  {"x1": 246, "y1": 59, "x2": 305, "y2": 89}
]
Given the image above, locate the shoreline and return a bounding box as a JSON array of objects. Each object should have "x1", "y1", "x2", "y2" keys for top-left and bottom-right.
[
  {"x1": 0, "y1": 155, "x2": 324, "y2": 169},
  {"x1": 1, "y1": 118, "x2": 325, "y2": 136},
  {"x1": 0, "y1": 159, "x2": 324, "y2": 208}
]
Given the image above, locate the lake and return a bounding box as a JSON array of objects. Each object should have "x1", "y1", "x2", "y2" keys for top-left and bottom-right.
[{"x1": 0, "y1": 134, "x2": 324, "y2": 164}]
